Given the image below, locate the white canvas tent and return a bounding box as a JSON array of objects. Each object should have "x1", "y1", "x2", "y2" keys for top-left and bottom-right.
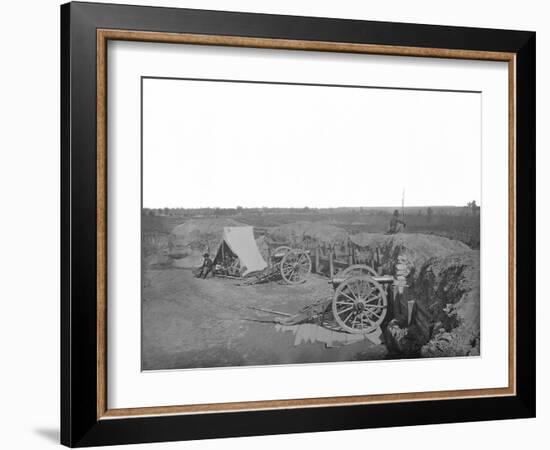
[{"x1": 214, "y1": 227, "x2": 267, "y2": 276}]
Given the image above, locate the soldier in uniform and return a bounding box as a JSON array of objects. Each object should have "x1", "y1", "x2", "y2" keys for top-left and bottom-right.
[
  {"x1": 197, "y1": 252, "x2": 214, "y2": 278},
  {"x1": 387, "y1": 209, "x2": 406, "y2": 234}
]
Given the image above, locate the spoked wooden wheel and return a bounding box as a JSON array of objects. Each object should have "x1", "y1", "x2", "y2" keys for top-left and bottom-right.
[
  {"x1": 280, "y1": 249, "x2": 312, "y2": 284},
  {"x1": 339, "y1": 264, "x2": 379, "y2": 279},
  {"x1": 332, "y1": 275, "x2": 387, "y2": 334}
]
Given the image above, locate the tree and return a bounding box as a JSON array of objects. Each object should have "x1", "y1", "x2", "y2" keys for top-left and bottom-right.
[{"x1": 467, "y1": 200, "x2": 480, "y2": 216}]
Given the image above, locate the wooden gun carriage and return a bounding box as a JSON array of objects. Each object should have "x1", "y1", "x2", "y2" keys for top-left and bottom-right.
[
  {"x1": 242, "y1": 246, "x2": 312, "y2": 285},
  {"x1": 250, "y1": 263, "x2": 396, "y2": 335},
  {"x1": 328, "y1": 264, "x2": 393, "y2": 334}
]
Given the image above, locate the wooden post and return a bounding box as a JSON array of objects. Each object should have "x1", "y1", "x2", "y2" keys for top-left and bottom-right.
[
  {"x1": 348, "y1": 240, "x2": 353, "y2": 266},
  {"x1": 390, "y1": 285, "x2": 398, "y2": 320},
  {"x1": 376, "y1": 247, "x2": 381, "y2": 272},
  {"x1": 315, "y1": 244, "x2": 320, "y2": 274},
  {"x1": 391, "y1": 285, "x2": 408, "y2": 325},
  {"x1": 329, "y1": 246, "x2": 334, "y2": 278},
  {"x1": 407, "y1": 299, "x2": 415, "y2": 326}
]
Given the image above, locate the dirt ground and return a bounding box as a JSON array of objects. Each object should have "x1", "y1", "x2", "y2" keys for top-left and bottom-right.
[{"x1": 142, "y1": 269, "x2": 387, "y2": 370}]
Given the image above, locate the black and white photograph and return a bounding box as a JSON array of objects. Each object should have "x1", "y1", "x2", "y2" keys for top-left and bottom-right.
[{"x1": 141, "y1": 77, "x2": 481, "y2": 371}]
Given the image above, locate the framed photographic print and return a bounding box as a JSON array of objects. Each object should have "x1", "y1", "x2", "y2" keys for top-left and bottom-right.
[{"x1": 60, "y1": 1, "x2": 536, "y2": 447}]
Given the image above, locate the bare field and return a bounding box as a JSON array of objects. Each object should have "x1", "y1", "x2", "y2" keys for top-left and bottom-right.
[{"x1": 142, "y1": 269, "x2": 387, "y2": 370}]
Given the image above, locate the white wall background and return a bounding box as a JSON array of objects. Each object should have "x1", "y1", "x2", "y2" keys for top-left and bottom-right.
[{"x1": 0, "y1": 1, "x2": 546, "y2": 449}]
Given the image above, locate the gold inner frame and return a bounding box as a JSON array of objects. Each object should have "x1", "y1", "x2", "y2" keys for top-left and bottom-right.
[{"x1": 96, "y1": 29, "x2": 517, "y2": 420}]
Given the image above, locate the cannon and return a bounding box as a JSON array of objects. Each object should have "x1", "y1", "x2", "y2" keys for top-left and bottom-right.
[
  {"x1": 272, "y1": 246, "x2": 313, "y2": 284},
  {"x1": 330, "y1": 265, "x2": 393, "y2": 334},
  {"x1": 248, "y1": 263, "x2": 394, "y2": 335},
  {"x1": 241, "y1": 246, "x2": 312, "y2": 285}
]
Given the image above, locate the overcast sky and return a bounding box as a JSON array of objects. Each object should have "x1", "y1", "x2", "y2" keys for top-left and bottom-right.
[{"x1": 142, "y1": 78, "x2": 481, "y2": 209}]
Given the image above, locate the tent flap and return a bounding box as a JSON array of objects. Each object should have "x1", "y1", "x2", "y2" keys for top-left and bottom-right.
[{"x1": 218, "y1": 227, "x2": 267, "y2": 276}]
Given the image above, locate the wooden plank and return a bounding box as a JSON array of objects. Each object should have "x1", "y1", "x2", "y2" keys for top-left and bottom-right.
[{"x1": 247, "y1": 306, "x2": 292, "y2": 317}]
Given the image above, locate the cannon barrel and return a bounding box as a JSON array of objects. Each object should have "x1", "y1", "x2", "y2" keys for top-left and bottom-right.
[{"x1": 330, "y1": 274, "x2": 394, "y2": 288}]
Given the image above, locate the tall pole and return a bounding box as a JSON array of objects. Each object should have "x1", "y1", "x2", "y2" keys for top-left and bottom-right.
[{"x1": 401, "y1": 188, "x2": 405, "y2": 221}]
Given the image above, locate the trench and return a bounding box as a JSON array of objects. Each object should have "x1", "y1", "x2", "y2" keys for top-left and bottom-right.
[{"x1": 379, "y1": 247, "x2": 481, "y2": 358}]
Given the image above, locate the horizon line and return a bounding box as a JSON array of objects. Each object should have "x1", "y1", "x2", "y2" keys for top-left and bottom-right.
[{"x1": 142, "y1": 205, "x2": 480, "y2": 209}]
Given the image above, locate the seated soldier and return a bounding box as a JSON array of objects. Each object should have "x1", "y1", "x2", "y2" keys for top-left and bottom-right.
[
  {"x1": 197, "y1": 252, "x2": 214, "y2": 278},
  {"x1": 387, "y1": 209, "x2": 406, "y2": 234}
]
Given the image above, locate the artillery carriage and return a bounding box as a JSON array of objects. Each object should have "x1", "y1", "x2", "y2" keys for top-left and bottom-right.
[
  {"x1": 241, "y1": 246, "x2": 312, "y2": 285},
  {"x1": 329, "y1": 264, "x2": 393, "y2": 334},
  {"x1": 250, "y1": 263, "x2": 395, "y2": 335}
]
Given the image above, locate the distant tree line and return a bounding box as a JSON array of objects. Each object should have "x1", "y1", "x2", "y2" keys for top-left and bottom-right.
[
  {"x1": 143, "y1": 202, "x2": 480, "y2": 218},
  {"x1": 142, "y1": 206, "x2": 320, "y2": 217}
]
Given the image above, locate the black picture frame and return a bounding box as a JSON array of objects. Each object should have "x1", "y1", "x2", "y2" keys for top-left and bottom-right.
[{"x1": 61, "y1": 1, "x2": 535, "y2": 447}]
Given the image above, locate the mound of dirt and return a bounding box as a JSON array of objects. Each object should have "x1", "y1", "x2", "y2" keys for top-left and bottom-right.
[
  {"x1": 169, "y1": 218, "x2": 247, "y2": 268},
  {"x1": 350, "y1": 232, "x2": 471, "y2": 279},
  {"x1": 268, "y1": 221, "x2": 349, "y2": 246},
  {"x1": 142, "y1": 231, "x2": 171, "y2": 269},
  {"x1": 255, "y1": 235, "x2": 271, "y2": 262}
]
